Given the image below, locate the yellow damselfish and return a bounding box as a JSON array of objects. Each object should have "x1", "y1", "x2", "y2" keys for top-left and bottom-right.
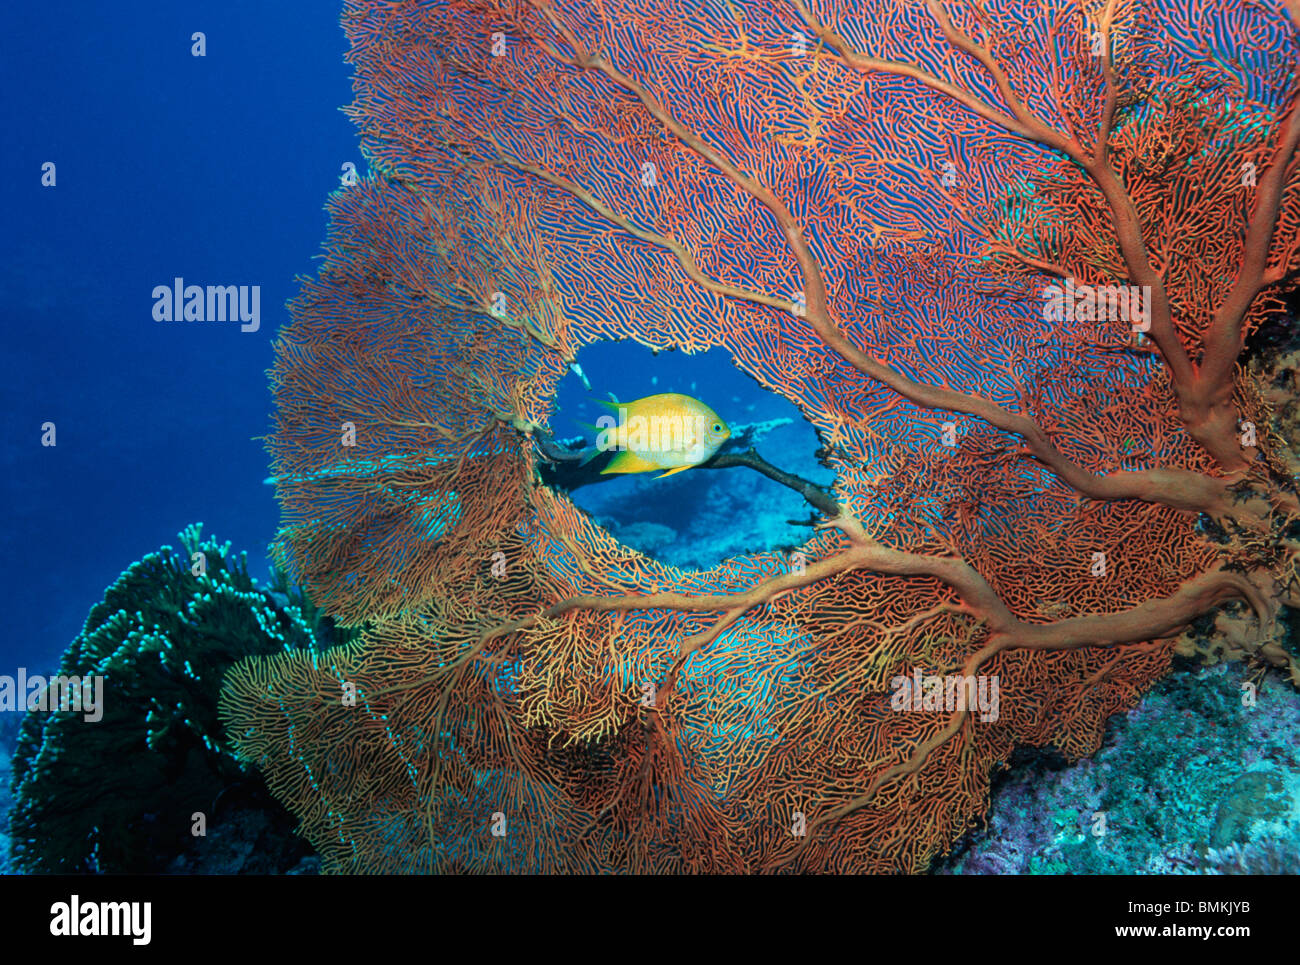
[{"x1": 583, "y1": 393, "x2": 731, "y2": 478}]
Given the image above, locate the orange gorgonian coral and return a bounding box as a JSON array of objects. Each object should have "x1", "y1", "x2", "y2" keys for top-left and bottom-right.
[{"x1": 220, "y1": 0, "x2": 1300, "y2": 872}]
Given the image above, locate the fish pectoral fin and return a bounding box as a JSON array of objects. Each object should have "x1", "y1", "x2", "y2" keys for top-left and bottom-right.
[
  {"x1": 654, "y1": 464, "x2": 693, "y2": 479},
  {"x1": 600, "y1": 451, "x2": 661, "y2": 475}
]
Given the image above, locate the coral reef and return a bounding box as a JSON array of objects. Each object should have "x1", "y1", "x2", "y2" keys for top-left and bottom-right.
[
  {"x1": 937, "y1": 660, "x2": 1300, "y2": 874},
  {"x1": 221, "y1": 0, "x2": 1300, "y2": 873},
  {"x1": 8, "y1": 526, "x2": 324, "y2": 874},
  {"x1": 0, "y1": 713, "x2": 17, "y2": 875},
  {"x1": 166, "y1": 806, "x2": 320, "y2": 875}
]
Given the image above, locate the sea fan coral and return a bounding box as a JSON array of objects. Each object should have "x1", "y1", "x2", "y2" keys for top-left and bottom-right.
[{"x1": 222, "y1": 0, "x2": 1300, "y2": 873}]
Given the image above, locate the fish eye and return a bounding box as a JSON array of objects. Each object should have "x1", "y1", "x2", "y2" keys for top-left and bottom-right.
[{"x1": 712, "y1": 423, "x2": 722, "y2": 433}]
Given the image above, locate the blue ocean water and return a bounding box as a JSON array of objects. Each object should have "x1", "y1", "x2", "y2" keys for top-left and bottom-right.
[{"x1": 0, "y1": 2, "x2": 356, "y2": 673}]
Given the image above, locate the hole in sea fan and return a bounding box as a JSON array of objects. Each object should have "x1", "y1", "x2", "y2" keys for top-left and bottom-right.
[{"x1": 549, "y1": 342, "x2": 833, "y2": 571}]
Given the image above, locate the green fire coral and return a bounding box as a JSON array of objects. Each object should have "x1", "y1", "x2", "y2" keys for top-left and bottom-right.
[{"x1": 7, "y1": 525, "x2": 332, "y2": 873}]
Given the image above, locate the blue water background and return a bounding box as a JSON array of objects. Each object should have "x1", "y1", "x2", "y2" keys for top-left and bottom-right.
[{"x1": 0, "y1": 2, "x2": 356, "y2": 672}]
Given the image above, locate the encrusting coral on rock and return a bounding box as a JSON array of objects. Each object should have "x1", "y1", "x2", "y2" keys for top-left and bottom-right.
[{"x1": 7, "y1": 526, "x2": 333, "y2": 874}]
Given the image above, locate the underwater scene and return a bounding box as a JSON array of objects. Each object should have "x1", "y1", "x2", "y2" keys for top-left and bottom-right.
[{"x1": 5, "y1": 0, "x2": 1300, "y2": 891}]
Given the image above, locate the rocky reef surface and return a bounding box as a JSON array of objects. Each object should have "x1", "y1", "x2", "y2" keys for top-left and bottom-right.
[{"x1": 936, "y1": 660, "x2": 1300, "y2": 874}]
